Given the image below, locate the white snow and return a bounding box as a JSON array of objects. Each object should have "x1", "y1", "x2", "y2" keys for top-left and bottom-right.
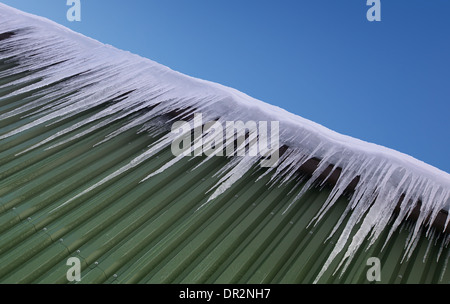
[{"x1": 0, "y1": 3, "x2": 449, "y2": 282}]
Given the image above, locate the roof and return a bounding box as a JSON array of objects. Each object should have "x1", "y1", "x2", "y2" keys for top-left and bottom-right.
[
  {"x1": 0, "y1": 3, "x2": 449, "y2": 284},
  {"x1": 0, "y1": 111, "x2": 448, "y2": 283}
]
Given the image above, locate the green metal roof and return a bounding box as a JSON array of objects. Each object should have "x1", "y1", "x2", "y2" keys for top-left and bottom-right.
[
  {"x1": 0, "y1": 69, "x2": 448, "y2": 283},
  {"x1": 0, "y1": 5, "x2": 448, "y2": 283}
]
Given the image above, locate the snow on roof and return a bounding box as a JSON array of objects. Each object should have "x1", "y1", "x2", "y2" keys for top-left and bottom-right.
[{"x1": 0, "y1": 3, "x2": 449, "y2": 281}]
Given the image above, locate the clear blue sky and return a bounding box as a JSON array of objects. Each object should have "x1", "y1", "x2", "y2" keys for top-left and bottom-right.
[{"x1": 2, "y1": 0, "x2": 450, "y2": 173}]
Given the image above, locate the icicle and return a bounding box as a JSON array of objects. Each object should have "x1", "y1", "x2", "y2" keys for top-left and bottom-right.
[
  {"x1": 440, "y1": 248, "x2": 449, "y2": 282},
  {"x1": 202, "y1": 156, "x2": 259, "y2": 209},
  {"x1": 48, "y1": 133, "x2": 175, "y2": 213},
  {"x1": 423, "y1": 228, "x2": 436, "y2": 263}
]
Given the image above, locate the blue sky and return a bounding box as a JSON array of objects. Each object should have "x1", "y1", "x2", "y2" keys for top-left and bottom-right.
[{"x1": 2, "y1": 0, "x2": 450, "y2": 173}]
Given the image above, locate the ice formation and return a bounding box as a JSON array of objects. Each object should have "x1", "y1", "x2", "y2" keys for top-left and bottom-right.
[{"x1": 0, "y1": 3, "x2": 449, "y2": 282}]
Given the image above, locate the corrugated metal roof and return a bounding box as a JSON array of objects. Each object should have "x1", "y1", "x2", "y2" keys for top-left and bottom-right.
[
  {"x1": 0, "y1": 9, "x2": 448, "y2": 283},
  {"x1": 0, "y1": 64, "x2": 448, "y2": 283}
]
